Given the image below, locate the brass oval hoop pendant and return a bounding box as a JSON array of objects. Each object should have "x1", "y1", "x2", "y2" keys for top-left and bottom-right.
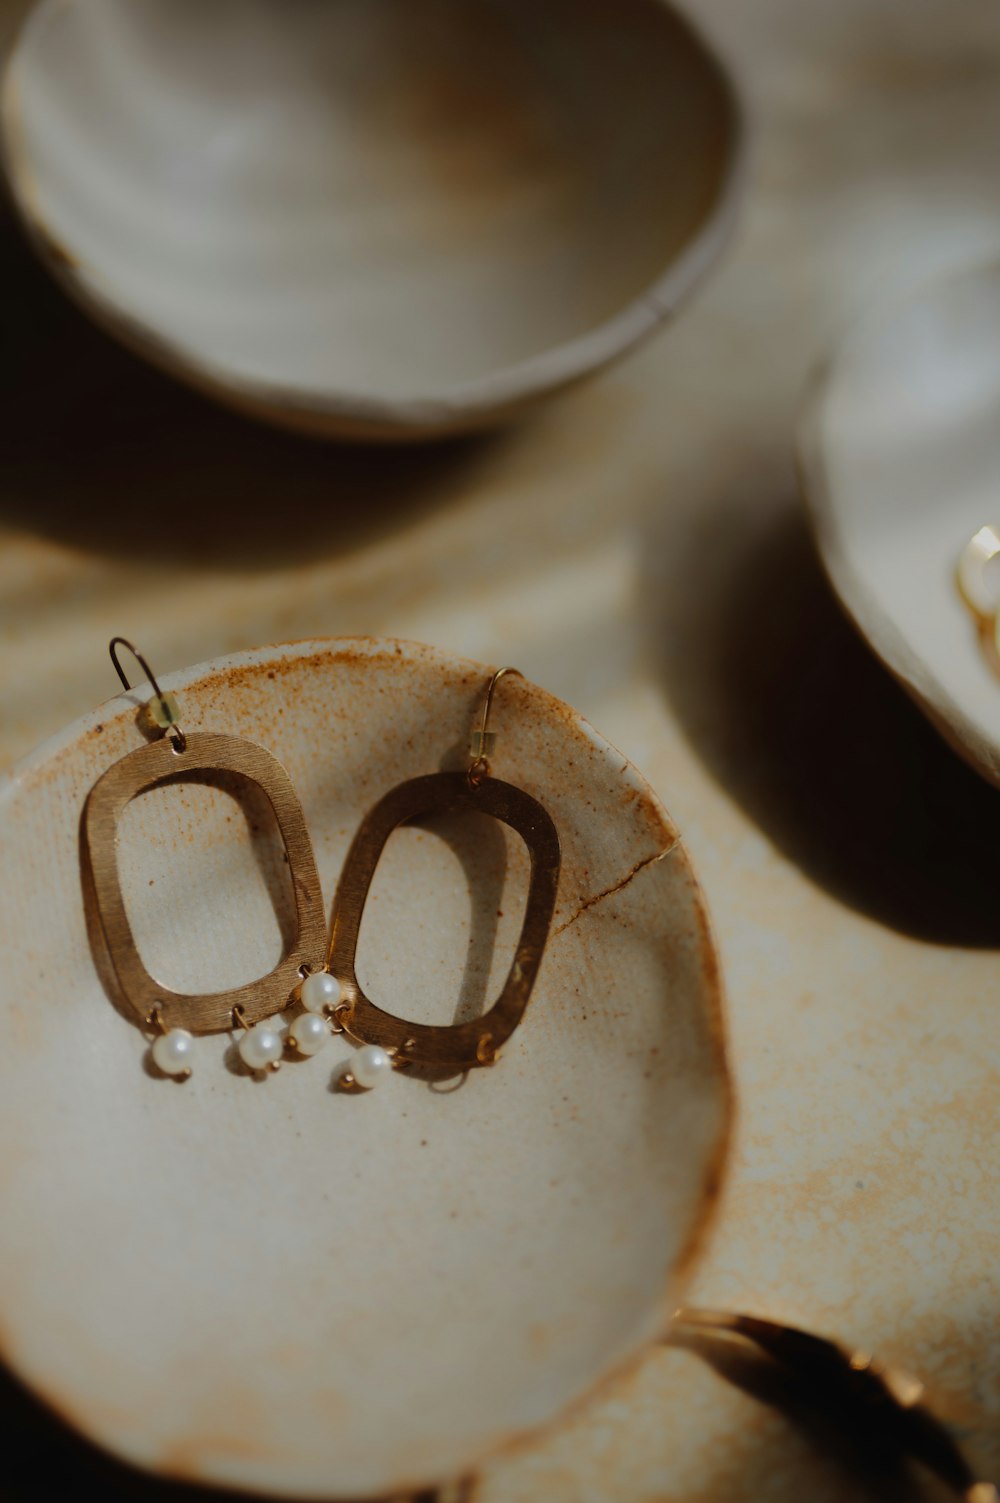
[
  {"x1": 327, "y1": 768, "x2": 561, "y2": 1072},
  {"x1": 84, "y1": 731, "x2": 327, "y2": 1034}
]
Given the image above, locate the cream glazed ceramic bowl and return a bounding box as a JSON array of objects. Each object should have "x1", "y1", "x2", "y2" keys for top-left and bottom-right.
[
  {"x1": 0, "y1": 0, "x2": 743, "y2": 441},
  {"x1": 800, "y1": 260, "x2": 1000, "y2": 791},
  {"x1": 0, "y1": 638, "x2": 731, "y2": 1499}
]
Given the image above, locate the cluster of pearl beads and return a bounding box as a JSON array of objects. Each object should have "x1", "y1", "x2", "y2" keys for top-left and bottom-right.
[
  {"x1": 294, "y1": 969, "x2": 392, "y2": 1088},
  {"x1": 285, "y1": 969, "x2": 339, "y2": 1056},
  {"x1": 149, "y1": 970, "x2": 395, "y2": 1089},
  {"x1": 151, "y1": 1018, "x2": 283, "y2": 1077}
]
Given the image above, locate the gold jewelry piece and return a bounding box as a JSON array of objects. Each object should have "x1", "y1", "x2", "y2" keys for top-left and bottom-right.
[
  {"x1": 671, "y1": 1308, "x2": 997, "y2": 1502},
  {"x1": 82, "y1": 639, "x2": 326, "y2": 1076},
  {"x1": 322, "y1": 667, "x2": 561, "y2": 1086},
  {"x1": 957, "y1": 525, "x2": 1000, "y2": 621},
  {"x1": 957, "y1": 525, "x2": 1000, "y2": 667}
]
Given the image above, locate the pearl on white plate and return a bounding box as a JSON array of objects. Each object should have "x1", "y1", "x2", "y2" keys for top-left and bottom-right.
[
  {"x1": 238, "y1": 1022, "x2": 283, "y2": 1072},
  {"x1": 151, "y1": 1027, "x2": 194, "y2": 1077},
  {"x1": 287, "y1": 1011, "x2": 329, "y2": 1057},
  {"x1": 301, "y1": 969, "x2": 342, "y2": 1014},
  {"x1": 352, "y1": 1045, "x2": 391, "y2": 1089}
]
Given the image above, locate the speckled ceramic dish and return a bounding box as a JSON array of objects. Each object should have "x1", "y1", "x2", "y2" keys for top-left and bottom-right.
[
  {"x1": 0, "y1": 638, "x2": 731, "y2": 1498},
  {"x1": 0, "y1": 0, "x2": 743, "y2": 440},
  {"x1": 800, "y1": 260, "x2": 1000, "y2": 791}
]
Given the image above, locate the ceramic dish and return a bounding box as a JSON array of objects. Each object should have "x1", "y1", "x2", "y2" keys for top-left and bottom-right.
[
  {"x1": 800, "y1": 259, "x2": 1000, "y2": 791},
  {"x1": 0, "y1": 0, "x2": 743, "y2": 441},
  {"x1": 0, "y1": 637, "x2": 731, "y2": 1498}
]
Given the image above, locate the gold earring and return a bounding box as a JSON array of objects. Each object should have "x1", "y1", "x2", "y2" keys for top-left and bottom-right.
[
  {"x1": 957, "y1": 524, "x2": 1000, "y2": 665},
  {"x1": 315, "y1": 667, "x2": 561, "y2": 1089},
  {"x1": 82, "y1": 639, "x2": 327, "y2": 1078}
]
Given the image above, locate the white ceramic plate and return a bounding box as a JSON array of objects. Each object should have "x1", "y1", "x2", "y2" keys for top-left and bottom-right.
[
  {"x1": 0, "y1": 0, "x2": 743, "y2": 440},
  {"x1": 800, "y1": 260, "x2": 1000, "y2": 791},
  {"x1": 0, "y1": 638, "x2": 730, "y2": 1498}
]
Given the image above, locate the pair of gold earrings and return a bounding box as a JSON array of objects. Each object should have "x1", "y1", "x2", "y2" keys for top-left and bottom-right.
[{"x1": 82, "y1": 641, "x2": 561, "y2": 1090}]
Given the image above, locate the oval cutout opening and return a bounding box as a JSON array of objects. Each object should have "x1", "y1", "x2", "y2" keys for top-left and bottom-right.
[
  {"x1": 354, "y1": 809, "x2": 529, "y2": 1029},
  {"x1": 116, "y1": 770, "x2": 296, "y2": 993}
]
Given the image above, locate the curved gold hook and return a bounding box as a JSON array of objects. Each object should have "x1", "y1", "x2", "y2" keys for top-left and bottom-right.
[
  {"x1": 468, "y1": 666, "x2": 523, "y2": 787},
  {"x1": 108, "y1": 637, "x2": 187, "y2": 752}
]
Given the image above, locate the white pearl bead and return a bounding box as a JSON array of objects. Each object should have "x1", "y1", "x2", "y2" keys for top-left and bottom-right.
[
  {"x1": 152, "y1": 1028, "x2": 194, "y2": 1077},
  {"x1": 288, "y1": 1011, "x2": 329, "y2": 1056},
  {"x1": 301, "y1": 970, "x2": 341, "y2": 1014},
  {"x1": 352, "y1": 1044, "x2": 391, "y2": 1089},
  {"x1": 238, "y1": 1022, "x2": 283, "y2": 1071}
]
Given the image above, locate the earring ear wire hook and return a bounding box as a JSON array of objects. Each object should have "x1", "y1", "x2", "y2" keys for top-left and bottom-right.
[
  {"x1": 468, "y1": 666, "x2": 523, "y2": 787},
  {"x1": 108, "y1": 637, "x2": 187, "y2": 752}
]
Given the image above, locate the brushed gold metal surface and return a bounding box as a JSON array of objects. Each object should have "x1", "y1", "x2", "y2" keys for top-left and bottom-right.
[
  {"x1": 83, "y1": 731, "x2": 326, "y2": 1033},
  {"x1": 327, "y1": 770, "x2": 560, "y2": 1069}
]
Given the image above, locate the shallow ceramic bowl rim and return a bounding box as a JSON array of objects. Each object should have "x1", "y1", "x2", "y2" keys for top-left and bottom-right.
[
  {"x1": 797, "y1": 259, "x2": 1000, "y2": 793},
  {"x1": 0, "y1": 0, "x2": 746, "y2": 440},
  {"x1": 0, "y1": 636, "x2": 734, "y2": 1497}
]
